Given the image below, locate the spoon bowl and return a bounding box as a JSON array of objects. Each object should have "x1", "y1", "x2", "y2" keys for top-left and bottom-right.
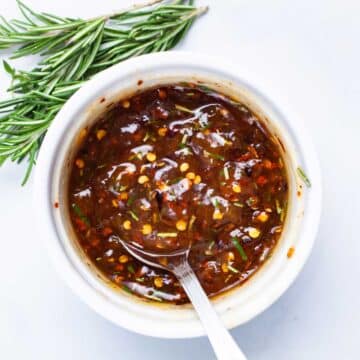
[
  {"x1": 120, "y1": 240, "x2": 189, "y2": 271},
  {"x1": 120, "y1": 239, "x2": 247, "y2": 360}
]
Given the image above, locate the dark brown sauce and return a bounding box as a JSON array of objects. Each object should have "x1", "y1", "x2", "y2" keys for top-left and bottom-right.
[{"x1": 68, "y1": 84, "x2": 288, "y2": 304}]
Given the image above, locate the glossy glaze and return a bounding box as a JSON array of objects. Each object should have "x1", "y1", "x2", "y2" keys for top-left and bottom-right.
[{"x1": 68, "y1": 84, "x2": 288, "y2": 304}]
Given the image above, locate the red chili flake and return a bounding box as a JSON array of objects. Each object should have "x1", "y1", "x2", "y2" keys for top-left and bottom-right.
[
  {"x1": 287, "y1": 246, "x2": 295, "y2": 258},
  {"x1": 54, "y1": 202, "x2": 59, "y2": 208},
  {"x1": 91, "y1": 238, "x2": 100, "y2": 247},
  {"x1": 256, "y1": 176, "x2": 268, "y2": 186},
  {"x1": 102, "y1": 227, "x2": 113, "y2": 237},
  {"x1": 137, "y1": 79, "x2": 143, "y2": 86},
  {"x1": 114, "y1": 264, "x2": 124, "y2": 271},
  {"x1": 158, "y1": 89, "x2": 167, "y2": 100},
  {"x1": 74, "y1": 218, "x2": 87, "y2": 232}
]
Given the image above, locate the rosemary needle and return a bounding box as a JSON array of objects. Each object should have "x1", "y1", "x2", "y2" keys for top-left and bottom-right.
[{"x1": 0, "y1": 0, "x2": 207, "y2": 184}]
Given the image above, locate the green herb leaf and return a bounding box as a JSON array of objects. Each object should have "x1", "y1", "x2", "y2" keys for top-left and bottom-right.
[
  {"x1": 233, "y1": 202, "x2": 243, "y2": 208},
  {"x1": 128, "y1": 210, "x2": 139, "y2": 221},
  {"x1": 297, "y1": 166, "x2": 311, "y2": 187},
  {"x1": 3, "y1": 60, "x2": 15, "y2": 76},
  {"x1": 71, "y1": 203, "x2": 90, "y2": 226},
  {"x1": 227, "y1": 264, "x2": 239, "y2": 273},
  {"x1": 121, "y1": 284, "x2": 133, "y2": 294},
  {"x1": 204, "y1": 150, "x2": 225, "y2": 161},
  {"x1": 157, "y1": 232, "x2": 177, "y2": 238},
  {"x1": 231, "y1": 237, "x2": 248, "y2": 261},
  {"x1": 175, "y1": 103, "x2": 193, "y2": 113},
  {"x1": 127, "y1": 264, "x2": 135, "y2": 274},
  {"x1": 0, "y1": 1, "x2": 208, "y2": 184}
]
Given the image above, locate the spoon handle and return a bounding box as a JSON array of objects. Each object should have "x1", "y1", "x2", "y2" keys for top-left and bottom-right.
[{"x1": 173, "y1": 262, "x2": 247, "y2": 360}]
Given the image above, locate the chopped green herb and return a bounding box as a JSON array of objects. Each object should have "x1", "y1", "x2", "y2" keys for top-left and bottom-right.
[
  {"x1": 223, "y1": 166, "x2": 230, "y2": 180},
  {"x1": 145, "y1": 293, "x2": 163, "y2": 302},
  {"x1": 280, "y1": 200, "x2": 287, "y2": 222},
  {"x1": 157, "y1": 232, "x2": 178, "y2": 238},
  {"x1": 204, "y1": 150, "x2": 225, "y2": 161},
  {"x1": 233, "y1": 202, "x2": 244, "y2": 208},
  {"x1": 189, "y1": 215, "x2": 197, "y2": 230},
  {"x1": 71, "y1": 203, "x2": 90, "y2": 226},
  {"x1": 136, "y1": 277, "x2": 145, "y2": 283},
  {"x1": 143, "y1": 131, "x2": 150, "y2": 142},
  {"x1": 275, "y1": 199, "x2": 282, "y2": 215},
  {"x1": 128, "y1": 210, "x2": 139, "y2": 221},
  {"x1": 231, "y1": 237, "x2": 248, "y2": 261},
  {"x1": 169, "y1": 176, "x2": 183, "y2": 185},
  {"x1": 228, "y1": 264, "x2": 239, "y2": 273},
  {"x1": 297, "y1": 166, "x2": 311, "y2": 187},
  {"x1": 246, "y1": 197, "x2": 257, "y2": 207},
  {"x1": 181, "y1": 133, "x2": 188, "y2": 145},
  {"x1": 205, "y1": 240, "x2": 215, "y2": 255},
  {"x1": 127, "y1": 195, "x2": 136, "y2": 207},
  {"x1": 127, "y1": 264, "x2": 135, "y2": 274},
  {"x1": 175, "y1": 104, "x2": 193, "y2": 114},
  {"x1": 212, "y1": 198, "x2": 220, "y2": 208},
  {"x1": 198, "y1": 84, "x2": 214, "y2": 93},
  {"x1": 121, "y1": 284, "x2": 132, "y2": 294}
]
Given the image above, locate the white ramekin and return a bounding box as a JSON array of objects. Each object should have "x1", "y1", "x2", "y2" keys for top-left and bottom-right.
[{"x1": 34, "y1": 51, "x2": 322, "y2": 338}]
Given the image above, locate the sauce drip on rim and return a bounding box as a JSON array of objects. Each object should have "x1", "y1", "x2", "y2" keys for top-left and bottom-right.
[{"x1": 68, "y1": 83, "x2": 288, "y2": 304}]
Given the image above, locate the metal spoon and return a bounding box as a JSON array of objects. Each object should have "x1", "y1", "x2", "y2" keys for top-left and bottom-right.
[{"x1": 120, "y1": 240, "x2": 247, "y2": 360}]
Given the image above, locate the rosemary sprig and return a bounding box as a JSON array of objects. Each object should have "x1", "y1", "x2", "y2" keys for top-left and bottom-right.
[{"x1": 0, "y1": 0, "x2": 207, "y2": 184}]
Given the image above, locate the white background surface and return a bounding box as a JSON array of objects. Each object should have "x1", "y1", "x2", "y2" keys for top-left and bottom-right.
[{"x1": 1, "y1": 1, "x2": 359, "y2": 359}]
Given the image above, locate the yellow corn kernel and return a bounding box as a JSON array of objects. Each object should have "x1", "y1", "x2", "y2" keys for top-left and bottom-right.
[
  {"x1": 158, "y1": 182, "x2": 169, "y2": 191},
  {"x1": 186, "y1": 172, "x2": 196, "y2": 180},
  {"x1": 78, "y1": 128, "x2": 87, "y2": 141},
  {"x1": 248, "y1": 227, "x2": 261, "y2": 238},
  {"x1": 123, "y1": 220, "x2": 131, "y2": 230},
  {"x1": 138, "y1": 175, "x2": 149, "y2": 184},
  {"x1": 154, "y1": 277, "x2": 163, "y2": 288},
  {"x1": 227, "y1": 251, "x2": 235, "y2": 261},
  {"x1": 142, "y1": 224, "x2": 152, "y2": 235},
  {"x1": 158, "y1": 127, "x2": 168, "y2": 136},
  {"x1": 176, "y1": 219, "x2": 187, "y2": 231},
  {"x1": 75, "y1": 158, "x2": 85, "y2": 169},
  {"x1": 96, "y1": 129, "x2": 107, "y2": 141},
  {"x1": 194, "y1": 175, "x2": 202, "y2": 184},
  {"x1": 112, "y1": 199, "x2": 119, "y2": 208},
  {"x1": 221, "y1": 263, "x2": 229, "y2": 273},
  {"x1": 146, "y1": 152, "x2": 157, "y2": 162},
  {"x1": 122, "y1": 100, "x2": 130, "y2": 108},
  {"x1": 118, "y1": 192, "x2": 128, "y2": 201},
  {"x1": 213, "y1": 209, "x2": 223, "y2": 220},
  {"x1": 180, "y1": 162, "x2": 190, "y2": 172},
  {"x1": 119, "y1": 255, "x2": 129, "y2": 263},
  {"x1": 257, "y1": 211, "x2": 269, "y2": 222},
  {"x1": 232, "y1": 183, "x2": 241, "y2": 193}
]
